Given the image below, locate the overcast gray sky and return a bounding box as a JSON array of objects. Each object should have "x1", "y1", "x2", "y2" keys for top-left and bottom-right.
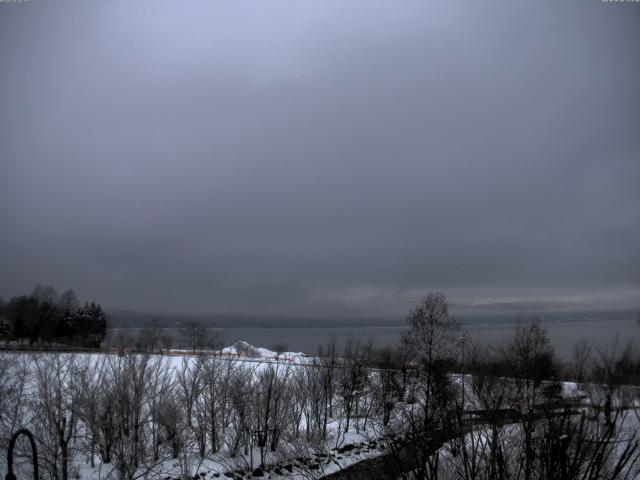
[{"x1": 1, "y1": 0, "x2": 639, "y2": 317}]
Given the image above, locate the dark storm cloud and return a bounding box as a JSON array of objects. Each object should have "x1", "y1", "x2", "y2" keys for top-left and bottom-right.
[{"x1": 1, "y1": 0, "x2": 639, "y2": 317}]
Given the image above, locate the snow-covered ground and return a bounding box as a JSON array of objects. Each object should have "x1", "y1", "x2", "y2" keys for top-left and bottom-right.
[
  {"x1": 4, "y1": 343, "x2": 640, "y2": 480},
  {"x1": 219, "y1": 341, "x2": 309, "y2": 364},
  {"x1": 0, "y1": 343, "x2": 390, "y2": 480}
]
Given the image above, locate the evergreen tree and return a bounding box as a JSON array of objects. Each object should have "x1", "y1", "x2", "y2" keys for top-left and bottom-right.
[
  {"x1": 0, "y1": 316, "x2": 12, "y2": 340},
  {"x1": 1, "y1": 286, "x2": 108, "y2": 347}
]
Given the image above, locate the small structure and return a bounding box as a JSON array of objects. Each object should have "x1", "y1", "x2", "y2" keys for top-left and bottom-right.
[{"x1": 6, "y1": 429, "x2": 39, "y2": 480}]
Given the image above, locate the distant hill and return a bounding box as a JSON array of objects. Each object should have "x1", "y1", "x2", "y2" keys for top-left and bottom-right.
[
  {"x1": 106, "y1": 308, "x2": 638, "y2": 329},
  {"x1": 106, "y1": 309, "x2": 404, "y2": 328}
]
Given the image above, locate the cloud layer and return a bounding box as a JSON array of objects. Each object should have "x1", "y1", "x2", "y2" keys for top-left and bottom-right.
[{"x1": 1, "y1": 0, "x2": 639, "y2": 316}]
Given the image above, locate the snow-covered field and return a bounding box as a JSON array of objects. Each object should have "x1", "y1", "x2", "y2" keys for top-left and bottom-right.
[
  {"x1": 3, "y1": 342, "x2": 640, "y2": 480},
  {"x1": 0, "y1": 342, "x2": 392, "y2": 480}
]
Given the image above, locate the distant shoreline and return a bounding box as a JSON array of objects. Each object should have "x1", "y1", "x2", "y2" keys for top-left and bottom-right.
[{"x1": 108, "y1": 309, "x2": 637, "y2": 329}]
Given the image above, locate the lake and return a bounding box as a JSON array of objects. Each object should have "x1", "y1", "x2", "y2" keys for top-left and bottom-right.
[
  {"x1": 111, "y1": 310, "x2": 640, "y2": 360},
  {"x1": 219, "y1": 316, "x2": 640, "y2": 359}
]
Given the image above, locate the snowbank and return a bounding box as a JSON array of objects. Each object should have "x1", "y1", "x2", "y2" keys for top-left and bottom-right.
[{"x1": 219, "y1": 340, "x2": 308, "y2": 363}]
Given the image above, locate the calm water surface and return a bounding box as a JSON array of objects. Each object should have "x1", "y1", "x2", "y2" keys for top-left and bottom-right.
[
  {"x1": 112, "y1": 313, "x2": 640, "y2": 360},
  {"x1": 220, "y1": 317, "x2": 640, "y2": 359}
]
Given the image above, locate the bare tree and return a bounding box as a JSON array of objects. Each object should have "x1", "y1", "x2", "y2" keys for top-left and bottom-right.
[
  {"x1": 0, "y1": 352, "x2": 31, "y2": 475},
  {"x1": 370, "y1": 347, "x2": 403, "y2": 427},
  {"x1": 146, "y1": 355, "x2": 174, "y2": 461},
  {"x1": 30, "y1": 354, "x2": 82, "y2": 480},
  {"x1": 155, "y1": 388, "x2": 182, "y2": 459},
  {"x1": 401, "y1": 292, "x2": 460, "y2": 368},
  {"x1": 384, "y1": 292, "x2": 461, "y2": 480},
  {"x1": 201, "y1": 355, "x2": 237, "y2": 453},
  {"x1": 569, "y1": 339, "x2": 592, "y2": 386},
  {"x1": 180, "y1": 320, "x2": 210, "y2": 353},
  {"x1": 253, "y1": 363, "x2": 292, "y2": 454},
  {"x1": 75, "y1": 355, "x2": 110, "y2": 468},
  {"x1": 503, "y1": 318, "x2": 558, "y2": 411},
  {"x1": 106, "y1": 353, "x2": 155, "y2": 480},
  {"x1": 136, "y1": 321, "x2": 163, "y2": 353},
  {"x1": 317, "y1": 339, "x2": 338, "y2": 437},
  {"x1": 176, "y1": 357, "x2": 203, "y2": 431},
  {"x1": 228, "y1": 366, "x2": 254, "y2": 457},
  {"x1": 338, "y1": 338, "x2": 371, "y2": 433}
]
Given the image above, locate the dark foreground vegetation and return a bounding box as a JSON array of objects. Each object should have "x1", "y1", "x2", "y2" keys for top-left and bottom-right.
[
  {"x1": 0, "y1": 285, "x2": 107, "y2": 347},
  {"x1": 2, "y1": 292, "x2": 640, "y2": 480}
]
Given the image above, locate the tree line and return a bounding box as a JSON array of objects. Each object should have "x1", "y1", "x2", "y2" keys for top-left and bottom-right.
[
  {"x1": 1, "y1": 292, "x2": 640, "y2": 480},
  {"x1": 0, "y1": 285, "x2": 107, "y2": 347},
  {"x1": 375, "y1": 293, "x2": 640, "y2": 479}
]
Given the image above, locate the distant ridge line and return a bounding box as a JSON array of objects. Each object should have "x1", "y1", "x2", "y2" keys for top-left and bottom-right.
[
  {"x1": 107, "y1": 310, "x2": 403, "y2": 328},
  {"x1": 106, "y1": 308, "x2": 637, "y2": 328}
]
